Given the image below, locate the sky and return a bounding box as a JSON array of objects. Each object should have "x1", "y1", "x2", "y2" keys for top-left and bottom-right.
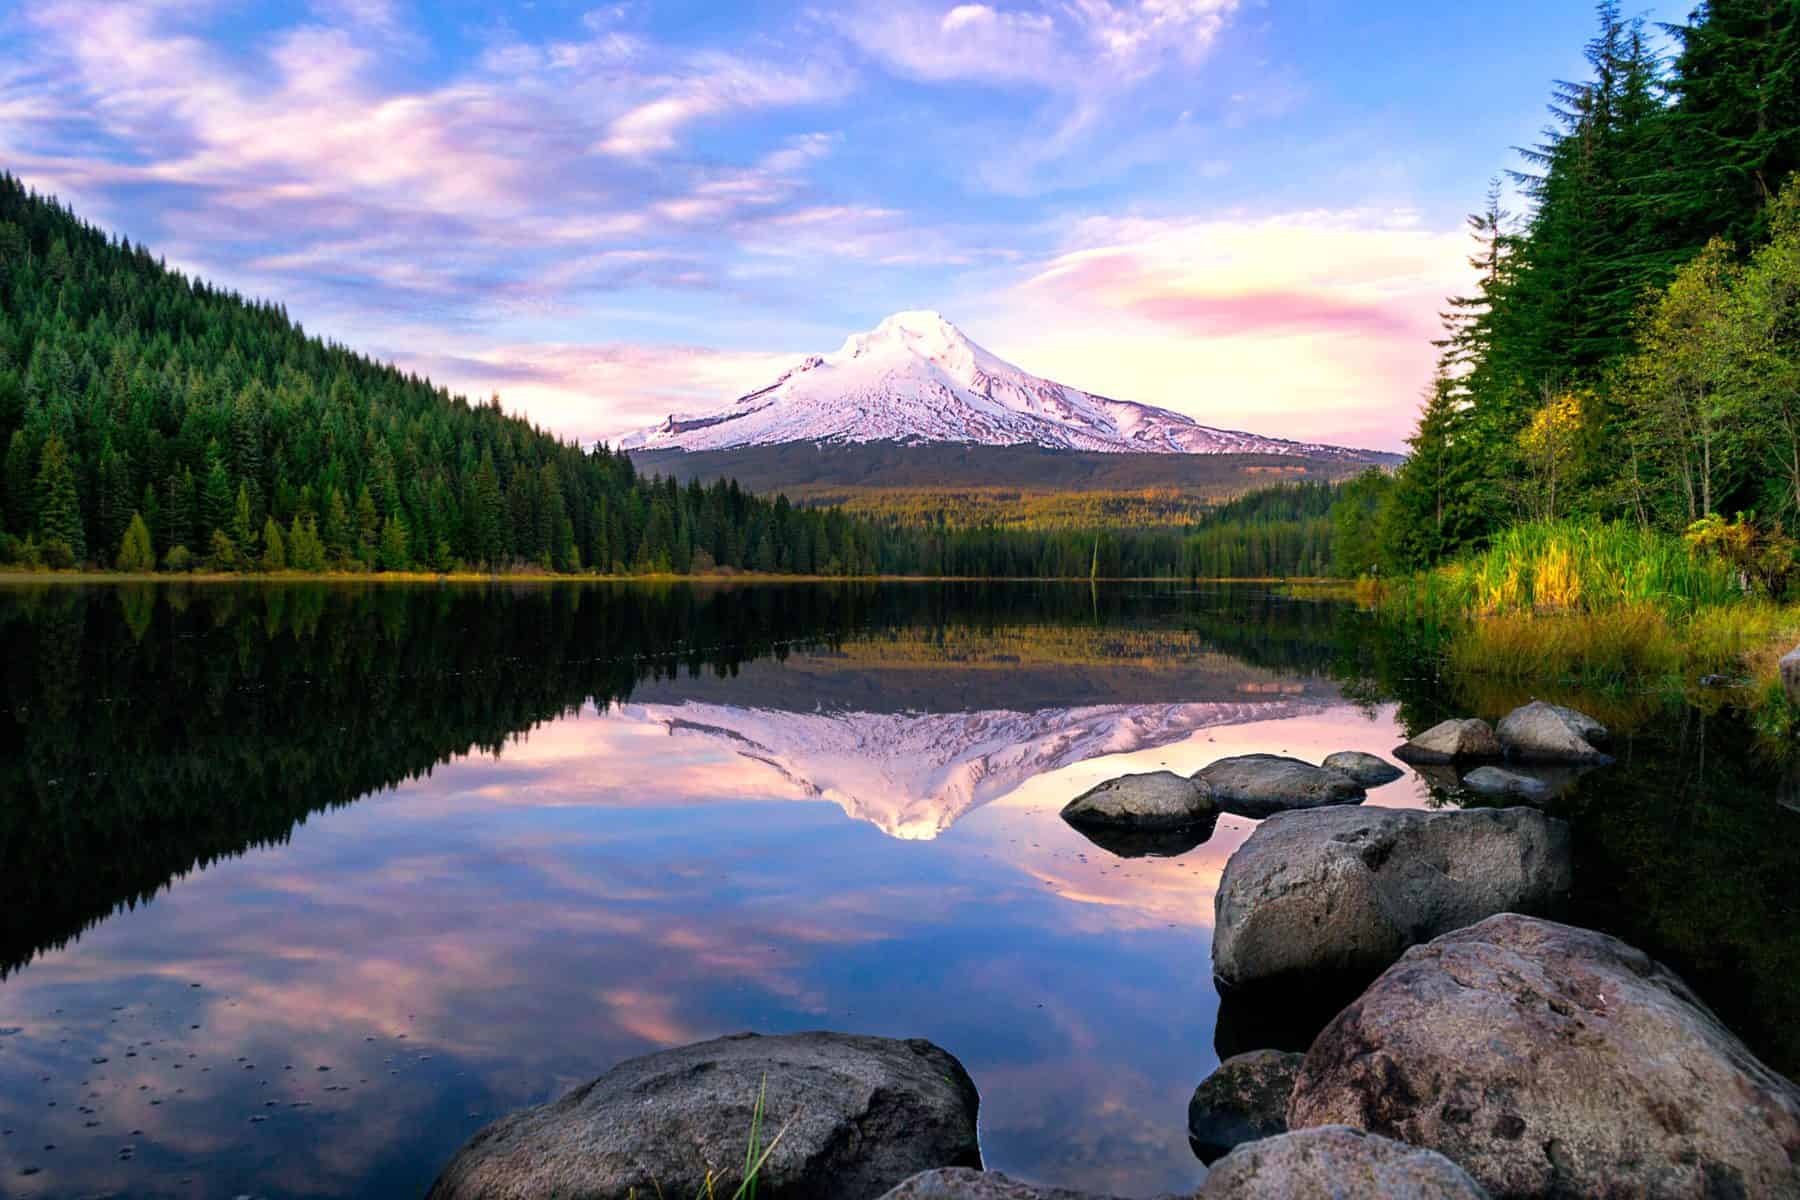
[{"x1": 1, "y1": 0, "x2": 1693, "y2": 452}]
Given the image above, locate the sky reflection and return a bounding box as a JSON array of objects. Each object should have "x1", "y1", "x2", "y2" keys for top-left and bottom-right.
[{"x1": 0, "y1": 590, "x2": 1425, "y2": 1198}]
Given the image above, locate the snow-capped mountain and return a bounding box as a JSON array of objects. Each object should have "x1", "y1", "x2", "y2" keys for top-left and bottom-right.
[
  {"x1": 620, "y1": 311, "x2": 1379, "y2": 459},
  {"x1": 616, "y1": 696, "x2": 1330, "y2": 840}
]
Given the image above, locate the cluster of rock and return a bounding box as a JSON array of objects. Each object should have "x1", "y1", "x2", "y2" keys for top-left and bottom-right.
[
  {"x1": 1059, "y1": 747, "x2": 1408, "y2": 848},
  {"x1": 429, "y1": 699, "x2": 1800, "y2": 1199},
  {"x1": 1394, "y1": 701, "x2": 1615, "y2": 803}
]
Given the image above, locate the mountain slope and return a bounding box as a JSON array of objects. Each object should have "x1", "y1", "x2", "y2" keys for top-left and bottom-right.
[{"x1": 622, "y1": 311, "x2": 1386, "y2": 461}]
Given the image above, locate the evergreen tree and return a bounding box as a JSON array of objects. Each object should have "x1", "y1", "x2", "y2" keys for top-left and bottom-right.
[
  {"x1": 34, "y1": 434, "x2": 83, "y2": 564},
  {"x1": 260, "y1": 516, "x2": 286, "y2": 572},
  {"x1": 378, "y1": 514, "x2": 410, "y2": 572},
  {"x1": 115, "y1": 511, "x2": 154, "y2": 572}
]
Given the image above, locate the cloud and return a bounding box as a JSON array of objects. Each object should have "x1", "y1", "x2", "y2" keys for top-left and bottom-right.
[
  {"x1": 838, "y1": 0, "x2": 1237, "y2": 88},
  {"x1": 393, "y1": 340, "x2": 801, "y2": 446},
  {"x1": 596, "y1": 59, "x2": 844, "y2": 158},
  {"x1": 970, "y1": 208, "x2": 1473, "y2": 450}
]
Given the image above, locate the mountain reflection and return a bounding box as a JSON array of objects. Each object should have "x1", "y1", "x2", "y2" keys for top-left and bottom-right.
[{"x1": 0, "y1": 581, "x2": 1349, "y2": 976}]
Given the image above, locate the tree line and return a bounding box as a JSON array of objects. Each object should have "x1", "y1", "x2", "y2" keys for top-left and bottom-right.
[{"x1": 1349, "y1": 0, "x2": 1800, "y2": 575}]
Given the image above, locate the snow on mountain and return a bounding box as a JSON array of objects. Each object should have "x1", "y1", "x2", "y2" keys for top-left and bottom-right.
[
  {"x1": 620, "y1": 311, "x2": 1379, "y2": 459},
  {"x1": 616, "y1": 696, "x2": 1330, "y2": 840}
]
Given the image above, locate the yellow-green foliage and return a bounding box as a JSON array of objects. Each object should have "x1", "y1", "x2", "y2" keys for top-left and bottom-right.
[{"x1": 1390, "y1": 520, "x2": 1743, "y2": 621}]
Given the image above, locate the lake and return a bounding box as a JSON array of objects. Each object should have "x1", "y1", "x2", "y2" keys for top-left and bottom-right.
[{"x1": 0, "y1": 581, "x2": 1794, "y2": 1198}]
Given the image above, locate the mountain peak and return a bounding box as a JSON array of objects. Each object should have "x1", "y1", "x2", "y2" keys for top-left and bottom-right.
[{"x1": 620, "y1": 315, "x2": 1385, "y2": 461}]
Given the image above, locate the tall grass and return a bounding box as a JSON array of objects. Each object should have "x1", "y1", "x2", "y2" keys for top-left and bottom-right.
[
  {"x1": 1369, "y1": 521, "x2": 1800, "y2": 733},
  {"x1": 1385, "y1": 521, "x2": 1744, "y2": 623}
]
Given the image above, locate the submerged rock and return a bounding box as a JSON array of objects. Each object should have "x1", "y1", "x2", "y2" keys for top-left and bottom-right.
[
  {"x1": 1393, "y1": 719, "x2": 1502, "y2": 764},
  {"x1": 1188, "y1": 1049, "x2": 1303, "y2": 1164},
  {"x1": 1065, "y1": 816, "x2": 1218, "y2": 859},
  {"x1": 428, "y1": 1032, "x2": 981, "y2": 1200},
  {"x1": 1496, "y1": 701, "x2": 1611, "y2": 764},
  {"x1": 1320, "y1": 751, "x2": 1404, "y2": 787},
  {"x1": 1212, "y1": 806, "x2": 1570, "y2": 989},
  {"x1": 1289, "y1": 914, "x2": 1800, "y2": 1200},
  {"x1": 1198, "y1": 1126, "x2": 1489, "y2": 1199},
  {"x1": 1061, "y1": 771, "x2": 1214, "y2": 831},
  {"x1": 1459, "y1": 765, "x2": 1555, "y2": 803},
  {"x1": 1192, "y1": 754, "x2": 1364, "y2": 818},
  {"x1": 877, "y1": 1169, "x2": 1117, "y2": 1200}
]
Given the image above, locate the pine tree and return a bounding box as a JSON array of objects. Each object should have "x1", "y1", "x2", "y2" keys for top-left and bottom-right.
[
  {"x1": 378, "y1": 514, "x2": 410, "y2": 572},
  {"x1": 34, "y1": 434, "x2": 84, "y2": 564},
  {"x1": 115, "y1": 511, "x2": 154, "y2": 572},
  {"x1": 260, "y1": 516, "x2": 286, "y2": 572},
  {"x1": 354, "y1": 486, "x2": 379, "y2": 564}
]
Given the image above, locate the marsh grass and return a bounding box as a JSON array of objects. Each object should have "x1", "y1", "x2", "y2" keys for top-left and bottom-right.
[{"x1": 1374, "y1": 522, "x2": 1800, "y2": 734}]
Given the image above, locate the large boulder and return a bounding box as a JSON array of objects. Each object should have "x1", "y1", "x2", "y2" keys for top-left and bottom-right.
[
  {"x1": 1495, "y1": 701, "x2": 1611, "y2": 764},
  {"x1": 876, "y1": 1169, "x2": 1113, "y2": 1200},
  {"x1": 1192, "y1": 754, "x2": 1365, "y2": 818},
  {"x1": 1393, "y1": 719, "x2": 1502, "y2": 764},
  {"x1": 1061, "y1": 771, "x2": 1214, "y2": 831},
  {"x1": 1321, "y1": 751, "x2": 1405, "y2": 787},
  {"x1": 1212, "y1": 806, "x2": 1570, "y2": 989},
  {"x1": 1198, "y1": 1126, "x2": 1489, "y2": 1199},
  {"x1": 428, "y1": 1032, "x2": 981, "y2": 1200},
  {"x1": 1189, "y1": 1049, "x2": 1303, "y2": 1164},
  {"x1": 1289, "y1": 915, "x2": 1800, "y2": 1199}
]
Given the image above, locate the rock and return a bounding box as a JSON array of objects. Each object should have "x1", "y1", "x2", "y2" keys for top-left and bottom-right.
[
  {"x1": 1198, "y1": 1126, "x2": 1489, "y2": 1199},
  {"x1": 1392, "y1": 719, "x2": 1502, "y2": 764},
  {"x1": 1496, "y1": 701, "x2": 1611, "y2": 764},
  {"x1": 1192, "y1": 755, "x2": 1364, "y2": 818},
  {"x1": 876, "y1": 1169, "x2": 1116, "y2": 1200},
  {"x1": 1066, "y1": 816, "x2": 1218, "y2": 859},
  {"x1": 1212, "y1": 806, "x2": 1570, "y2": 989},
  {"x1": 1289, "y1": 915, "x2": 1800, "y2": 1200},
  {"x1": 1781, "y1": 644, "x2": 1800, "y2": 706},
  {"x1": 1459, "y1": 766, "x2": 1554, "y2": 803},
  {"x1": 1188, "y1": 1050, "x2": 1303, "y2": 1164},
  {"x1": 1544, "y1": 702, "x2": 1608, "y2": 744},
  {"x1": 1212, "y1": 980, "x2": 1368, "y2": 1062},
  {"x1": 1321, "y1": 751, "x2": 1404, "y2": 787},
  {"x1": 1061, "y1": 771, "x2": 1214, "y2": 831},
  {"x1": 428, "y1": 1032, "x2": 981, "y2": 1200}
]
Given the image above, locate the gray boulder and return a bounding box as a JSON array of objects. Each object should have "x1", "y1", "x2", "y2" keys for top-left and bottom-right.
[
  {"x1": 1212, "y1": 806, "x2": 1570, "y2": 989},
  {"x1": 428, "y1": 1032, "x2": 981, "y2": 1200},
  {"x1": 876, "y1": 1169, "x2": 1116, "y2": 1200},
  {"x1": 1189, "y1": 1050, "x2": 1303, "y2": 1164},
  {"x1": 1781, "y1": 643, "x2": 1800, "y2": 706},
  {"x1": 1192, "y1": 754, "x2": 1364, "y2": 818},
  {"x1": 1290, "y1": 915, "x2": 1800, "y2": 1199},
  {"x1": 1061, "y1": 771, "x2": 1214, "y2": 830},
  {"x1": 1393, "y1": 719, "x2": 1502, "y2": 764},
  {"x1": 1198, "y1": 1126, "x2": 1489, "y2": 1199},
  {"x1": 1496, "y1": 701, "x2": 1611, "y2": 764},
  {"x1": 1321, "y1": 751, "x2": 1405, "y2": 787},
  {"x1": 1459, "y1": 766, "x2": 1555, "y2": 803}
]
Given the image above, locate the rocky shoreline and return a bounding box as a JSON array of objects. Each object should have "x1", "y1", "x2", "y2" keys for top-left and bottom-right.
[{"x1": 427, "y1": 701, "x2": 1800, "y2": 1199}]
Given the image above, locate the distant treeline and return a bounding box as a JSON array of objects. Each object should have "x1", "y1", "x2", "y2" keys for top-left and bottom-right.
[{"x1": 1341, "y1": 1, "x2": 1800, "y2": 575}]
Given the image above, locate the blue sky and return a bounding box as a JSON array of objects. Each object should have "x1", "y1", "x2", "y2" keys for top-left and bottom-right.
[{"x1": 1, "y1": 0, "x2": 1692, "y2": 450}]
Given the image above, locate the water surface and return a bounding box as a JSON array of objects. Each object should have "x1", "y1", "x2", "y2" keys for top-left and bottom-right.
[{"x1": 0, "y1": 582, "x2": 1793, "y2": 1197}]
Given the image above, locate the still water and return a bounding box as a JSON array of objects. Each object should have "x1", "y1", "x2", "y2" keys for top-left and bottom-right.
[{"x1": 0, "y1": 582, "x2": 1794, "y2": 1198}]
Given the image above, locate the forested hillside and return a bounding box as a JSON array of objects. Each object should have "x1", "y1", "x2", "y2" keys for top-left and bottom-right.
[
  {"x1": 1356, "y1": 0, "x2": 1800, "y2": 573},
  {"x1": 0, "y1": 173, "x2": 885, "y2": 575}
]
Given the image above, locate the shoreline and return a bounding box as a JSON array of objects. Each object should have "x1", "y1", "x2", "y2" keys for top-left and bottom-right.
[{"x1": 0, "y1": 568, "x2": 1343, "y2": 586}]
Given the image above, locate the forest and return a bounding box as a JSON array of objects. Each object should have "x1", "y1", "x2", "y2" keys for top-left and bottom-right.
[{"x1": 1344, "y1": 0, "x2": 1800, "y2": 575}]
